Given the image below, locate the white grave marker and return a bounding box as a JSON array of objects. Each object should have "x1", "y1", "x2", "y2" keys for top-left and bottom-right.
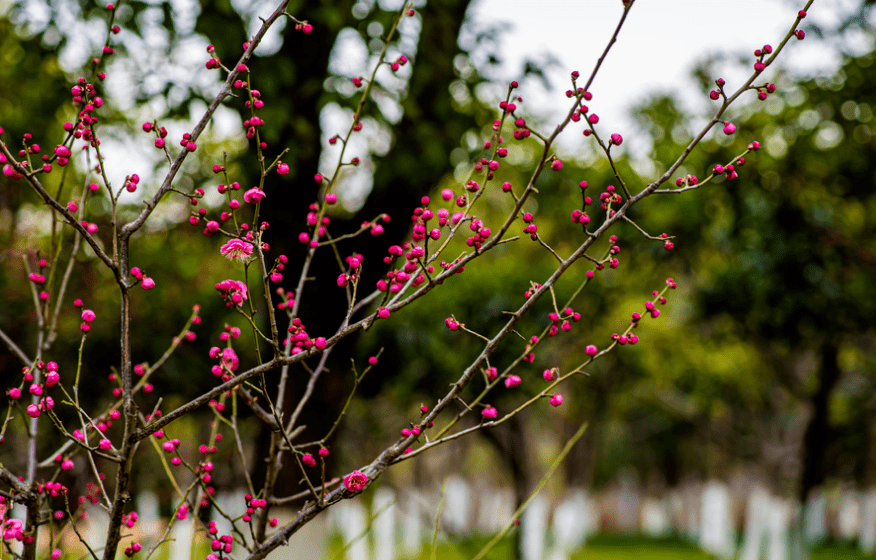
[
  {"x1": 700, "y1": 480, "x2": 734, "y2": 559},
  {"x1": 400, "y1": 491, "x2": 423, "y2": 557},
  {"x1": 617, "y1": 476, "x2": 640, "y2": 533},
  {"x1": 521, "y1": 494, "x2": 547, "y2": 560},
  {"x1": 476, "y1": 488, "x2": 515, "y2": 533},
  {"x1": 442, "y1": 476, "x2": 470, "y2": 535},
  {"x1": 767, "y1": 497, "x2": 789, "y2": 560},
  {"x1": 372, "y1": 487, "x2": 396, "y2": 560},
  {"x1": 803, "y1": 488, "x2": 827, "y2": 544},
  {"x1": 335, "y1": 500, "x2": 370, "y2": 560},
  {"x1": 136, "y1": 490, "x2": 161, "y2": 539},
  {"x1": 169, "y1": 516, "x2": 194, "y2": 560},
  {"x1": 838, "y1": 490, "x2": 862, "y2": 540},
  {"x1": 860, "y1": 487, "x2": 876, "y2": 555},
  {"x1": 641, "y1": 497, "x2": 670, "y2": 537},
  {"x1": 548, "y1": 490, "x2": 589, "y2": 560},
  {"x1": 740, "y1": 487, "x2": 769, "y2": 560}
]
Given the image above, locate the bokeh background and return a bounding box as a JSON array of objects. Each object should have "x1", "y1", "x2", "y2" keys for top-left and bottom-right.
[{"x1": 1, "y1": 0, "x2": 875, "y2": 558}]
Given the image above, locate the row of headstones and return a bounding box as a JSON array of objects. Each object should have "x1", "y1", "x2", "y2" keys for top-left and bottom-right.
[
  {"x1": 25, "y1": 479, "x2": 876, "y2": 559},
  {"x1": 700, "y1": 483, "x2": 876, "y2": 560},
  {"x1": 323, "y1": 481, "x2": 876, "y2": 560}
]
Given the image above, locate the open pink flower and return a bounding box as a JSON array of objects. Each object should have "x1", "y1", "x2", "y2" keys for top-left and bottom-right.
[
  {"x1": 220, "y1": 239, "x2": 254, "y2": 262},
  {"x1": 215, "y1": 279, "x2": 248, "y2": 307},
  {"x1": 343, "y1": 470, "x2": 368, "y2": 493},
  {"x1": 243, "y1": 187, "x2": 266, "y2": 204},
  {"x1": 221, "y1": 347, "x2": 239, "y2": 372}
]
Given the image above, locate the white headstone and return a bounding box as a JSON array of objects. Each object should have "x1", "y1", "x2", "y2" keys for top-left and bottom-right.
[
  {"x1": 803, "y1": 488, "x2": 827, "y2": 544},
  {"x1": 740, "y1": 487, "x2": 769, "y2": 560},
  {"x1": 475, "y1": 488, "x2": 515, "y2": 533},
  {"x1": 137, "y1": 490, "x2": 162, "y2": 539},
  {"x1": 617, "y1": 476, "x2": 640, "y2": 533},
  {"x1": 700, "y1": 480, "x2": 734, "y2": 559},
  {"x1": 400, "y1": 491, "x2": 423, "y2": 557},
  {"x1": 580, "y1": 489, "x2": 599, "y2": 539},
  {"x1": 521, "y1": 494, "x2": 547, "y2": 560},
  {"x1": 548, "y1": 490, "x2": 589, "y2": 560},
  {"x1": 268, "y1": 506, "x2": 327, "y2": 560},
  {"x1": 767, "y1": 497, "x2": 789, "y2": 560},
  {"x1": 86, "y1": 509, "x2": 110, "y2": 553},
  {"x1": 169, "y1": 516, "x2": 194, "y2": 560},
  {"x1": 335, "y1": 500, "x2": 370, "y2": 560},
  {"x1": 684, "y1": 485, "x2": 700, "y2": 541},
  {"x1": 442, "y1": 476, "x2": 470, "y2": 535},
  {"x1": 372, "y1": 487, "x2": 396, "y2": 560},
  {"x1": 211, "y1": 491, "x2": 239, "y2": 537},
  {"x1": 860, "y1": 488, "x2": 876, "y2": 554},
  {"x1": 641, "y1": 498, "x2": 670, "y2": 537},
  {"x1": 838, "y1": 490, "x2": 862, "y2": 540}
]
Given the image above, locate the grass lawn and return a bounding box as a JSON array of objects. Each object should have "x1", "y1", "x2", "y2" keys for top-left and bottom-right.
[{"x1": 379, "y1": 534, "x2": 876, "y2": 560}]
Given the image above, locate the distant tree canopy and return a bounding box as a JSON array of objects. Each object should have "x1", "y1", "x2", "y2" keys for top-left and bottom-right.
[{"x1": 2, "y1": 0, "x2": 874, "y2": 509}]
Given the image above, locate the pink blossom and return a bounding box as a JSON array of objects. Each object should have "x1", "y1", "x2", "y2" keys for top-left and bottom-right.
[
  {"x1": 220, "y1": 239, "x2": 254, "y2": 262},
  {"x1": 3, "y1": 518, "x2": 23, "y2": 541},
  {"x1": 221, "y1": 347, "x2": 239, "y2": 372},
  {"x1": 482, "y1": 406, "x2": 497, "y2": 419},
  {"x1": 215, "y1": 279, "x2": 248, "y2": 307},
  {"x1": 343, "y1": 470, "x2": 368, "y2": 493},
  {"x1": 243, "y1": 187, "x2": 266, "y2": 203},
  {"x1": 550, "y1": 394, "x2": 563, "y2": 407}
]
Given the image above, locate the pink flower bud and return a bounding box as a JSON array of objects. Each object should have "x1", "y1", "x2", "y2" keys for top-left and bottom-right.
[{"x1": 343, "y1": 470, "x2": 368, "y2": 492}]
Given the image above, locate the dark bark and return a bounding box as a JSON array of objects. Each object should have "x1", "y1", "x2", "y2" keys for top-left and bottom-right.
[
  {"x1": 798, "y1": 340, "x2": 841, "y2": 504},
  {"x1": 251, "y1": 0, "x2": 477, "y2": 500}
]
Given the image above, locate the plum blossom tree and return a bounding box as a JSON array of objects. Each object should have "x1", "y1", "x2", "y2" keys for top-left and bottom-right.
[{"x1": 0, "y1": 1, "x2": 815, "y2": 559}]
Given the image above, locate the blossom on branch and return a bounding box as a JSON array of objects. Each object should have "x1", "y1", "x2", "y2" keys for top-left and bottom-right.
[
  {"x1": 220, "y1": 239, "x2": 255, "y2": 262},
  {"x1": 215, "y1": 279, "x2": 248, "y2": 307},
  {"x1": 343, "y1": 470, "x2": 368, "y2": 492}
]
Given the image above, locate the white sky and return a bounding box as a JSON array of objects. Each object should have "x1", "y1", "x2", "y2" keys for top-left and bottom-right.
[
  {"x1": 463, "y1": 0, "x2": 873, "y2": 158},
  {"x1": 12, "y1": 0, "x2": 869, "y2": 214}
]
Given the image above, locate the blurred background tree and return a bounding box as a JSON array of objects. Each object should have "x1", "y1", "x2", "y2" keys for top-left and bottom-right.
[{"x1": 1, "y1": 1, "x2": 875, "y2": 557}]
